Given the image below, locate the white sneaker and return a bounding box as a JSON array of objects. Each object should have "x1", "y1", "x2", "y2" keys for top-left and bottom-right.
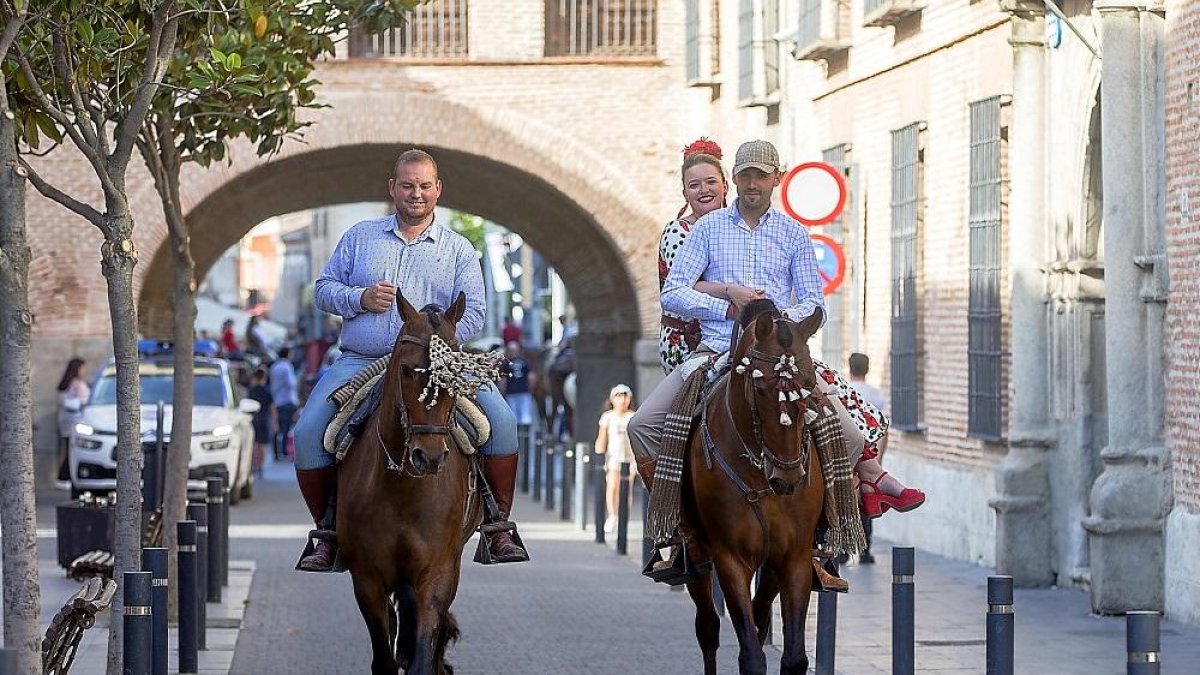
[{"x1": 604, "y1": 516, "x2": 617, "y2": 534}]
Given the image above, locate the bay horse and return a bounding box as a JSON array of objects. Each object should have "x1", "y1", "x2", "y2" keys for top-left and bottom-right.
[
  {"x1": 338, "y1": 292, "x2": 483, "y2": 675},
  {"x1": 683, "y1": 301, "x2": 826, "y2": 675}
]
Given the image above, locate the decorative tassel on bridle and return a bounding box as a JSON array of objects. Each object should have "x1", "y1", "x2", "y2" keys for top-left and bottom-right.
[
  {"x1": 414, "y1": 335, "x2": 505, "y2": 408},
  {"x1": 735, "y1": 353, "x2": 812, "y2": 425}
]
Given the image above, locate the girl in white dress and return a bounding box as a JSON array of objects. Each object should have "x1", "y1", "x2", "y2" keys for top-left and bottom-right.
[{"x1": 595, "y1": 384, "x2": 637, "y2": 533}]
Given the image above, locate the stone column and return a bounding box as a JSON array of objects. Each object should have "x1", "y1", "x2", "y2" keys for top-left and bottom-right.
[
  {"x1": 1083, "y1": 1, "x2": 1170, "y2": 613},
  {"x1": 989, "y1": 0, "x2": 1055, "y2": 586}
]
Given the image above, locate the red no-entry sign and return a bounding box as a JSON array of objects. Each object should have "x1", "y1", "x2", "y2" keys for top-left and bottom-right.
[
  {"x1": 781, "y1": 162, "x2": 848, "y2": 226},
  {"x1": 810, "y1": 233, "x2": 846, "y2": 295}
]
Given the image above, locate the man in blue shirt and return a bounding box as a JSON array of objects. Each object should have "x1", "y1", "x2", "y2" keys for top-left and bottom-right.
[
  {"x1": 269, "y1": 346, "x2": 300, "y2": 461},
  {"x1": 628, "y1": 139, "x2": 826, "y2": 488},
  {"x1": 292, "y1": 149, "x2": 525, "y2": 571}
]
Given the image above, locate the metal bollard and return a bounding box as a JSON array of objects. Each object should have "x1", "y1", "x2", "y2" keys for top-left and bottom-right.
[
  {"x1": 815, "y1": 576, "x2": 838, "y2": 674},
  {"x1": 560, "y1": 446, "x2": 573, "y2": 521},
  {"x1": 142, "y1": 400, "x2": 166, "y2": 511},
  {"x1": 177, "y1": 520, "x2": 198, "y2": 673},
  {"x1": 892, "y1": 546, "x2": 916, "y2": 675},
  {"x1": 187, "y1": 501, "x2": 208, "y2": 651},
  {"x1": 123, "y1": 571, "x2": 153, "y2": 675},
  {"x1": 517, "y1": 425, "x2": 530, "y2": 493},
  {"x1": 221, "y1": 473, "x2": 230, "y2": 588},
  {"x1": 544, "y1": 443, "x2": 556, "y2": 511},
  {"x1": 142, "y1": 547, "x2": 168, "y2": 675},
  {"x1": 205, "y1": 478, "x2": 224, "y2": 603},
  {"x1": 574, "y1": 443, "x2": 588, "y2": 530},
  {"x1": 593, "y1": 450, "x2": 607, "y2": 544},
  {"x1": 616, "y1": 462, "x2": 631, "y2": 555},
  {"x1": 986, "y1": 575, "x2": 1014, "y2": 675},
  {"x1": 1127, "y1": 611, "x2": 1161, "y2": 675},
  {"x1": 532, "y1": 430, "x2": 543, "y2": 502}
]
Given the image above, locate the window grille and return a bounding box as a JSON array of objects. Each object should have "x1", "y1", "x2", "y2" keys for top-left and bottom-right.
[
  {"x1": 349, "y1": 0, "x2": 469, "y2": 58},
  {"x1": 545, "y1": 0, "x2": 658, "y2": 57},
  {"x1": 738, "y1": 0, "x2": 778, "y2": 103},
  {"x1": 889, "y1": 123, "x2": 924, "y2": 430},
  {"x1": 685, "y1": 0, "x2": 721, "y2": 83},
  {"x1": 968, "y1": 97, "x2": 1005, "y2": 440}
]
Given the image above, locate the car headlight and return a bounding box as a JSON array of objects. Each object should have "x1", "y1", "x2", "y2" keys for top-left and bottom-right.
[
  {"x1": 202, "y1": 439, "x2": 231, "y2": 451},
  {"x1": 210, "y1": 425, "x2": 233, "y2": 437},
  {"x1": 75, "y1": 422, "x2": 95, "y2": 436}
]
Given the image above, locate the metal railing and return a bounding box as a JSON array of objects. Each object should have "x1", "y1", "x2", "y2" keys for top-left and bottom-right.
[
  {"x1": 545, "y1": 0, "x2": 658, "y2": 57},
  {"x1": 349, "y1": 0, "x2": 469, "y2": 58}
]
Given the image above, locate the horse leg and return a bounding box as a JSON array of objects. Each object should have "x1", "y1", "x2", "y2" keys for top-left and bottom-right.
[
  {"x1": 352, "y1": 573, "x2": 400, "y2": 675},
  {"x1": 394, "y1": 585, "x2": 417, "y2": 671},
  {"x1": 777, "y1": 561, "x2": 816, "y2": 675},
  {"x1": 406, "y1": 574, "x2": 459, "y2": 675},
  {"x1": 714, "y1": 555, "x2": 768, "y2": 675},
  {"x1": 686, "y1": 572, "x2": 721, "y2": 675},
  {"x1": 752, "y1": 567, "x2": 780, "y2": 646}
]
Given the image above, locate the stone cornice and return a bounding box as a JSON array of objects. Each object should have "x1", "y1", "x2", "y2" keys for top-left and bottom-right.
[{"x1": 999, "y1": 0, "x2": 1045, "y2": 19}]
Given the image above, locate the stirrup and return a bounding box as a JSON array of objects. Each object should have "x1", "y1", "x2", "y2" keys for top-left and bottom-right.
[
  {"x1": 642, "y1": 538, "x2": 711, "y2": 586},
  {"x1": 294, "y1": 529, "x2": 345, "y2": 573},
  {"x1": 473, "y1": 519, "x2": 530, "y2": 565}
]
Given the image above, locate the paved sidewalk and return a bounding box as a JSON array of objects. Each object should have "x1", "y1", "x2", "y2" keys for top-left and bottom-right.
[{"x1": 31, "y1": 556, "x2": 254, "y2": 675}]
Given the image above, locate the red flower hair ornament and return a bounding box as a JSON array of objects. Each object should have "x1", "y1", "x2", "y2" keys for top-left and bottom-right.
[{"x1": 683, "y1": 138, "x2": 723, "y2": 160}]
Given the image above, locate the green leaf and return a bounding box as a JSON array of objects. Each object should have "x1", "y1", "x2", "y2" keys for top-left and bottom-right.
[
  {"x1": 231, "y1": 83, "x2": 262, "y2": 97},
  {"x1": 77, "y1": 21, "x2": 94, "y2": 45},
  {"x1": 227, "y1": 52, "x2": 242, "y2": 70},
  {"x1": 209, "y1": 47, "x2": 227, "y2": 65}
]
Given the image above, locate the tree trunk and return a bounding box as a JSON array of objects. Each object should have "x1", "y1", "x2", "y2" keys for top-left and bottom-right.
[
  {"x1": 0, "y1": 61, "x2": 44, "y2": 674},
  {"x1": 100, "y1": 214, "x2": 142, "y2": 675},
  {"x1": 164, "y1": 190, "x2": 195, "y2": 622}
]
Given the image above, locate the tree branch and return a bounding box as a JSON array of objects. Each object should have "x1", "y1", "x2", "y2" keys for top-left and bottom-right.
[
  {"x1": 0, "y1": 3, "x2": 26, "y2": 61},
  {"x1": 112, "y1": 0, "x2": 179, "y2": 172},
  {"x1": 19, "y1": 158, "x2": 105, "y2": 229},
  {"x1": 50, "y1": 29, "x2": 100, "y2": 151}
]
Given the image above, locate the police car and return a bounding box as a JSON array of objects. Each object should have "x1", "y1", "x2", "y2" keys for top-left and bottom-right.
[{"x1": 69, "y1": 340, "x2": 259, "y2": 503}]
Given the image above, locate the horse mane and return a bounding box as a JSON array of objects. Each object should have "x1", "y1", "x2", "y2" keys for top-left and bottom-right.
[{"x1": 739, "y1": 298, "x2": 779, "y2": 328}]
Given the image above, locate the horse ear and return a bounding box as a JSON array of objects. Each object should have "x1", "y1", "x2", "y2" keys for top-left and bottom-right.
[
  {"x1": 796, "y1": 308, "x2": 824, "y2": 341},
  {"x1": 754, "y1": 313, "x2": 774, "y2": 342},
  {"x1": 447, "y1": 292, "x2": 467, "y2": 324},
  {"x1": 397, "y1": 292, "x2": 420, "y2": 324}
]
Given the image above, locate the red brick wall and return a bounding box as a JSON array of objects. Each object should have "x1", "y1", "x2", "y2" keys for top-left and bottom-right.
[{"x1": 1167, "y1": 0, "x2": 1200, "y2": 513}]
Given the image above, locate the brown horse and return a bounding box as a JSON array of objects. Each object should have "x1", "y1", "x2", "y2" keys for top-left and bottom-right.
[
  {"x1": 338, "y1": 293, "x2": 483, "y2": 675},
  {"x1": 683, "y1": 301, "x2": 826, "y2": 675}
]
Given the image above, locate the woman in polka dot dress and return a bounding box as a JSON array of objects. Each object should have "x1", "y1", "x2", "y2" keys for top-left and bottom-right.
[{"x1": 657, "y1": 139, "x2": 924, "y2": 519}]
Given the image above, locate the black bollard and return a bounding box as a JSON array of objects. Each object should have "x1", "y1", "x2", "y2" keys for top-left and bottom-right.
[
  {"x1": 593, "y1": 450, "x2": 607, "y2": 544},
  {"x1": 544, "y1": 443, "x2": 556, "y2": 511},
  {"x1": 532, "y1": 429, "x2": 543, "y2": 502},
  {"x1": 142, "y1": 547, "x2": 168, "y2": 675},
  {"x1": 142, "y1": 401, "x2": 166, "y2": 512},
  {"x1": 123, "y1": 571, "x2": 153, "y2": 675},
  {"x1": 986, "y1": 575, "x2": 1014, "y2": 675},
  {"x1": 187, "y1": 501, "x2": 208, "y2": 651},
  {"x1": 177, "y1": 521, "x2": 198, "y2": 673},
  {"x1": 205, "y1": 478, "x2": 224, "y2": 603},
  {"x1": 616, "y1": 462, "x2": 631, "y2": 555},
  {"x1": 892, "y1": 546, "x2": 916, "y2": 675},
  {"x1": 560, "y1": 446, "x2": 573, "y2": 521},
  {"x1": 517, "y1": 425, "x2": 530, "y2": 493},
  {"x1": 1127, "y1": 611, "x2": 1161, "y2": 675},
  {"x1": 220, "y1": 473, "x2": 230, "y2": 587},
  {"x1": 815, "y1": 579, "x2": 838, "y2": 674}
]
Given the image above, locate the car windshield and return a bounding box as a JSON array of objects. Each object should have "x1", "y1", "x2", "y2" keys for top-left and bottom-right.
[{"x1": 90, "y1": 363, "x2": 226, "y2": 407}]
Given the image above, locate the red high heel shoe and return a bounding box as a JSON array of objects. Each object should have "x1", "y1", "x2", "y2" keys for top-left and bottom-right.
[{"x1": 860, "y1": 472, "x2": 925, "y2": 519}]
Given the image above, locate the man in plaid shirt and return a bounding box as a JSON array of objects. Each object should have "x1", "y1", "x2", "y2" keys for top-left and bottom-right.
[{"x1": 628, "y1": 139, "x2": 826, "y2": 481}]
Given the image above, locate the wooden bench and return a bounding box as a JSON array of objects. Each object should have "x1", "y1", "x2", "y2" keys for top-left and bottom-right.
[
  {"x1": 66, "y1": 551, "x2": 114, "y2": 582},
  {"x1": 41, "y1": 576, "x2": 117, "y2": 675}
]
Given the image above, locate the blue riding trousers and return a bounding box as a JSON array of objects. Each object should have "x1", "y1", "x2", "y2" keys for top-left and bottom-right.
[{"x1": 292, "y1": 351, "x2": 518, "y2": 471}]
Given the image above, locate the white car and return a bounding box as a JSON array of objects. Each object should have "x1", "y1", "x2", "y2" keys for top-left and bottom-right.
[{"x1": 69, "y1": 354, "x2": 260, "y2": 503}]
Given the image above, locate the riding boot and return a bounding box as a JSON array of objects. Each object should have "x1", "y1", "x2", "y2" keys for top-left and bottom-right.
[
  {"x1": 812, "y1": 557, "x2": 849, "y2": 593},
  {"x1": 635, "y1": 458, "x2": 656, "y2": 494},
  {"x1": 482, "y1": 454, "x2": 529, "y2": 563},
  {"x1": 296, "y1": 467, "x2": 338, "y2": 572}
]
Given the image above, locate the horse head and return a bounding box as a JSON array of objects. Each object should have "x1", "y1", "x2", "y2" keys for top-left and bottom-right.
[
  {"x1": 730, "y1": 299, "x2": 824, "y2": 496},
  {"x1": 384, "y1": 291, "x2": 468, "y2": 476}
]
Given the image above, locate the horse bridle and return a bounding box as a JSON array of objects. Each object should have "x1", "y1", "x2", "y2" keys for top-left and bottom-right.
[
  {"x1": 729, "y1": 344, "x2": 811, "y2": 479},
  {"x1": 376, "y1": 334, "x2": 455, "y2": 476}
]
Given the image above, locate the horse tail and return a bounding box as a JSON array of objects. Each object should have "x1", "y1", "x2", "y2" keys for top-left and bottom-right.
[{"x1": 435, "y1": 609, "x2": 461, "y2": 675}]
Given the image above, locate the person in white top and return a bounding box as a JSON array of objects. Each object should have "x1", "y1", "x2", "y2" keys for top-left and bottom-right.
[
  {"x1": 56, "y1": 357, "x2": 90, "y2": 486},
  {"x1": 595, "y1": 384, "x2": 636, "y2": 533}
]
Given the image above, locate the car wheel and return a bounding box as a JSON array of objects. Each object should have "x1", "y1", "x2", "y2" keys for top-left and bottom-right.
[
  {"x1": 228, "y1": 473, "x2": 242, "y2": 505},
  {"x1": 239, "y1": 473, "x2": 253, "y2": 501}
]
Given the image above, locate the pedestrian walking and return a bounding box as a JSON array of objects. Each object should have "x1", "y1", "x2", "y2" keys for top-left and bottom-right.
[
  {"x1": 501, "y1": 316, "x2": 523, "y2": 346},
  {"x1": 245, "y1": 315, "x2": 269, "y2": 360},
  {"x1": 221, "y1": 318, "x2": 240, "y2": 358},
  {"x1": 595, "y1": 384, "x2": 636, "y2": 533},
  {"x1": 55, "y1": 357, "x2": 90, "y2": 487},
  {"x1": 501, "y1": 342, "x2": 537, "y2": 427},
  {"x1": 247, "y1": 367, "x2": 273, "y2": 478},
  {"x1": 270, "y1": 346, "x2": 300, "y2": 462}
]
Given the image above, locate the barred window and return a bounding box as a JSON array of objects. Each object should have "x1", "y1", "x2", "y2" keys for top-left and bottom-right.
[
  {"x1": 968, "y1": 97, "x2": 1006, "y2": 440},
  {"x1": 738, "y1": 0, "x2": 778, "y2": 103},
  {"x1": 889, "y1": 123, "x2": 924, "y2": 430},
  {"x1": 349, "y1": 0, "x2": 469, "y2": 58},
  {"x1": 545, "y1": 0, "x2": 658, "y2": 58},
  {"x1": 685, "y1": 0, "x2": 720, "y2": 83}
]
